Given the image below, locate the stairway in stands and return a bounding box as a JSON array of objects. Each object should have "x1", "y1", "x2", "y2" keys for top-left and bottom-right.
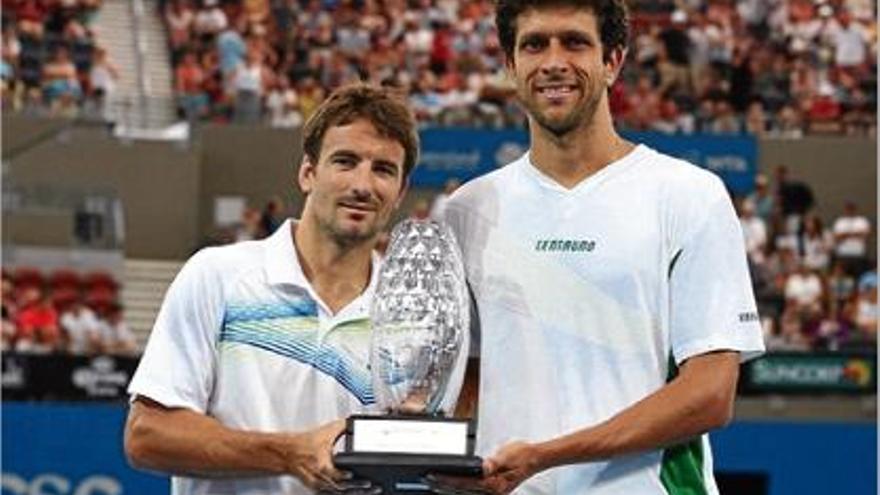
[
  {"x1": 91, "y1": 0, "x2": 177, "y2": 128},
  {"x1": 121, "y1": 259, "x2": 182, "y2": 349}
]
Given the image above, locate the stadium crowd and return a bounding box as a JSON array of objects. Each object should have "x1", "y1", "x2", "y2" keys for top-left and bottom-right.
[
  {"x1": 738, "y1": 166, "x2": 877, "y2": 352},
  {"x1": 161, "y1": 0, "x2": 876, "y2": 133},
  {"x1": 1, "y1": 0, "x2": 119, "y2": 119},
  {"x1": 1, "y1": 268, "x2": 137, "y2": 355},
  {"x1": 2, "y1": 0, "x2": 877, "y2": 136}
]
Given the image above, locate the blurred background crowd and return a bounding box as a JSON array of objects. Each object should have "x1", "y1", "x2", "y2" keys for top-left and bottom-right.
[{"x1": 1, "y1": 0, "x2": 877, "y2": 134}]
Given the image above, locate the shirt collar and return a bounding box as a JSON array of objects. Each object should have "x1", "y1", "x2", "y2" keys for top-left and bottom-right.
[
  {"x1": 264, "y1": 219, "x2": 310, "y2": 287},
  {"x1": 263, "y1": 219, "x2": 383, "y2": 315}
]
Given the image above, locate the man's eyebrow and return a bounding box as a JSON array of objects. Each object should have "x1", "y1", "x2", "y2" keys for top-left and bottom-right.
[
  {"x1": 328, "y1": 149, "x2": 360, "y2": 159},
  {"x1": 519, "y1": 28, "x2": 595, "y2": 40}
]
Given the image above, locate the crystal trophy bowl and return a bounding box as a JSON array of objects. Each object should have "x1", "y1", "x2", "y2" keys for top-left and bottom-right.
[{"x1": 334, "y1": 219, "x2": 482, "y2": 493}]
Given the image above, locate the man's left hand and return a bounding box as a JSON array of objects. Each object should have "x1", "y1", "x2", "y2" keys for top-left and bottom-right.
[{"x1": 426, "y1": 441, "x2": 544, "y2": 494}]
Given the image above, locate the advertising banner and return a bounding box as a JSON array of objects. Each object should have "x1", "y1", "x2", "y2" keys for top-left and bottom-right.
[
  {"x1": 411, "y1": 130, "x2": 758, "y2": 195},
  {"x1": 740, "y1": 352, "x2": 877, "y2": 394},
  {"x1": 2, "y1": 403, "x2": 168, "y2": 494},
  {"x1": 2, "y1": 353, "x2": 138, "y2": 401}
]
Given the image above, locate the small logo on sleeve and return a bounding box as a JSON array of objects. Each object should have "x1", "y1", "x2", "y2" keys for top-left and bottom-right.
[{"x1": 738, "y1": 312, "x2": 760, "y2": 323}]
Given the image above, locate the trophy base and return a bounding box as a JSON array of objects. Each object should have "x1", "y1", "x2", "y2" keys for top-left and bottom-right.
[{"x1": 334, "y1": 452, "x2": 483, "y2": 494}]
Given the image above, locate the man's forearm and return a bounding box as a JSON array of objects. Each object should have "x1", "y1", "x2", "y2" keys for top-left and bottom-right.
[
  {"x1": 533, "y1": 351, "x2": 739, "y2": 471},
  {"x1": 125, "y1": 399, "x2": 292, "y2": 477}
]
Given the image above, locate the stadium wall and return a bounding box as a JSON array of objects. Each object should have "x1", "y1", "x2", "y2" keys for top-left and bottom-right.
[
  {"x1": 3, "y1": 115, "x2": 876, "y2": 260},
  {"x1": 760, "y1": 137, "x2": 877, "y2": 230}
]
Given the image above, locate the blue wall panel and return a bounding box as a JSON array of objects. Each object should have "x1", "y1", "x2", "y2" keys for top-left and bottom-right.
[
  {"x1": 712, "y1": 421, "x2": 877, "y2": 495},
  {"x1": 3, "y1": 403, "x2": 875, "y2": 495},
  {"x1": 3, "y1": 403, "x2": 167, "y2": 495}
]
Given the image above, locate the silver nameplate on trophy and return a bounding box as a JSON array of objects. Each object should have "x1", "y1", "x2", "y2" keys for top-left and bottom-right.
[{"x1": 351, "y1": 417, "x2": 469, "y2": 455}]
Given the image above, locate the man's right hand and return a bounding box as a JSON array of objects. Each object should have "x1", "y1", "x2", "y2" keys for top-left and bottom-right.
[{"x1": 286, "y1": 419, "x2": 350, "y2": 491}]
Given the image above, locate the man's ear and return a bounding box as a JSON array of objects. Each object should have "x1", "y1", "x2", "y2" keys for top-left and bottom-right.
[
  {"x1": 504, "y1": 52, "x2": 516, "y2": 74},
  {"x1": 604, "y1": 47, "x2": 628, "y2": 87},
  {"x1": 298, "y1": 156, "x2": 316, "y2": 195}
]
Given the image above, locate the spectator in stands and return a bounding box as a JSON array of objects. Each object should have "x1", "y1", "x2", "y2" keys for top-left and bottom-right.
[
  {"x1": 234, "y1": 206, "x2": 262, "y2": 242},
  {"x1": 773, "y1": 164, "x2": 815, "y2": 234},
  {"x1": 827, "y1": 10, "x2": 869, "y2": 71},
  {"x1": 59, "y1": 298, "x2": 101, "y2": 355},
  {"x1": 771, "y1": 104, "x2": 806, "y2": 139},
  {"x1": 259, "y1": 196, "x2": 284, "y2": 237},
  {"x1": 192, "y1": 0, "x2": 227, "y2": 42},
  {"x1": 265, "y1": 74, "x2": 301, "y2": 128},
  {"x1": 827, "y1": 260, "x2": 857, "y2": 313},
  {"x1": 744, "y1": 100, "x2": 769, "y2": 137},
  {"x1": 624, "y1": 75, "x2": 660, "y2": 130},
  {"x1": 88, "y1": 46, "x2": 119, "y2": 121},
  {"x1": 175, "y1": 50, "x2": 209, "y2": 121},
  {"x1": 832, "y1": 201, "x2": 872, "y2": 276},
  {"x1": 42, "y1": 46, "x2": 81, "y2": 104},
  {"x1": 739, "y1": 199, "x2": 768, "y2": 265},
  {"x1": 710, "y1": 100, "x2": 742, "y2": 134},
  {"x1": 784, "y1": 263, "x2": 824, "y2": 318},
  {"x1": 15, "y1": 0, "x2": 47, "y2": 39},
  {"x1": 853, "y1": 271, "x2": 878, "y2": 344},
  {"x1": 746, "y1": 173, "x2": 775, "y2": 223},
  {"x1": 1, "y1": 24, "x2": 20, "y2": 102},
  {"x1": 165, "y1": 0, "x2": 194, "y2": 59},
  {"x1": 98, "y1": 303, "x2": 137, "y2": 355},
  {"x1": 231, "y1": 46, "x2": 271, "y2": 124},
  {"x1": 799, "y1": 213, "x2": 833, "y2": 272},
  {"x1": 766, "y1": 306, "x2": 811, "y2": 351},
  {"x1": 14, "y1": 288, "x2": 61, "y2": 353},
  {"x1": 216, "y1": 18, "x2": 246, "y2": 80}
]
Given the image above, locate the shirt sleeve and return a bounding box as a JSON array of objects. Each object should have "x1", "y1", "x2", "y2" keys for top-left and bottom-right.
[
  {"x1": 669, "y1": 177, "x2": 766, "y2": 365},
  {"x1": 127, "y1": 249, "x2": 225, "y2": 413}
]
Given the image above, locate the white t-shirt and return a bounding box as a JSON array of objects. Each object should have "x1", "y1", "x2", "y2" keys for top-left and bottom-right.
[
  {"x1": 128, "y1": 220, "x2": 467, "y2": 495},
  {"x1": 784, "y1": 272, "x2": 823, "y2": 307},
  {"x1": 98, "y1": 319, "x2": 136, "y2": 351},
  {"x1": 739, "y1": 215, "x2": 767, "y2": 263},
  {"x1": 833, "y1": 215, "x2": 871, "y2": 257},
  {"x1": 444, "y1": 145, "x2": 765, "y2": 495},
  {"x1": 60, "y1": 307, "x2": 100, "y2": 355}
]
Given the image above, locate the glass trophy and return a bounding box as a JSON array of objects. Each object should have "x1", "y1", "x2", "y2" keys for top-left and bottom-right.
[{"x1": 334, "y1": 219, "x2": 482, "y2": 493}]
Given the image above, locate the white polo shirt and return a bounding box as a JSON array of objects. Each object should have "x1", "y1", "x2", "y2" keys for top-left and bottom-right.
[
  {"x1": 130, "y1": 220, "x2": 466, "y2": 494},
  {"x1": 444, "y1": 145, "x2": 765, "y2": 495}
]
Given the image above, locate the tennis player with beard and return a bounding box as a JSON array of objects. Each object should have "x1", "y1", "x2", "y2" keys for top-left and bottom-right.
[{"x1": 438, "y1": 1, "x2": 765, "y2": 494}]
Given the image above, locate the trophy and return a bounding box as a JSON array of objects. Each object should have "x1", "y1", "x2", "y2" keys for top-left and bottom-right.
[{"x1": 334, "y1": 219, "x2": 482, "y2": 493}]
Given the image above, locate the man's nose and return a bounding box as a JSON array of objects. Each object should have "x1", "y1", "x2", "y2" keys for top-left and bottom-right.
[
  {"x1": 349, "y1": 163, "x2": 374, "y2": 199},
  {"x1": 540, "y1": 40, "x2": 571, "y2": 76}
]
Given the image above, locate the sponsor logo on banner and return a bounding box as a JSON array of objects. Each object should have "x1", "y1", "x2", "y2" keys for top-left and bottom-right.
[
  {"x1": 1, "y1": 472, "x2": 123, "y2": 495},
  {"x1": 1, "y1": 357, "x2": 26, "y2": 389},
  {"x1": 745, "y1": 353, "x2": 876, "y2": 393},
  {"x1": 72, "y1": 357, "x2": 130, "y2": 398}
]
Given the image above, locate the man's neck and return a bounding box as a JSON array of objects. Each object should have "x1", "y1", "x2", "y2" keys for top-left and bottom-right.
[
  {"x1": 529, "y1": 103, "x2": 635, "y2": 189},
  {"x1": 292, "y1": 219, "x2": 374, "y2": 315}
]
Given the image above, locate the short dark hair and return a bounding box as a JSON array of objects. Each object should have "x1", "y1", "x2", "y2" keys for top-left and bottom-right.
[
  {"x1": 495, "y1": 0, "x2": 630, "y2": 61},
  {"x1": 302, "y1": 84, "x2": 420, "y2": 182}
]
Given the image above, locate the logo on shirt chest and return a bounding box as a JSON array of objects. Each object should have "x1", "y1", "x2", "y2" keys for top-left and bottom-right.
[{"x1": 534, "y1": 239, "x2": 597, "y2": 253}]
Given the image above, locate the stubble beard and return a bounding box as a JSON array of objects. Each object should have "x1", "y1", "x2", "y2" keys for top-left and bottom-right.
[
  {"x1": 318, "y1": 209, "x2": 384, "y2": 250},
  {"x1": 520, "y1": 76, "x2": 603, "y2": 139}
]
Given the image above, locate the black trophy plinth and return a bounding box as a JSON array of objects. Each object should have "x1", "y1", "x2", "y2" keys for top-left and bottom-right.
[{"x1": 334, "y1": 415, "x2": 483, "y2": 494}]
